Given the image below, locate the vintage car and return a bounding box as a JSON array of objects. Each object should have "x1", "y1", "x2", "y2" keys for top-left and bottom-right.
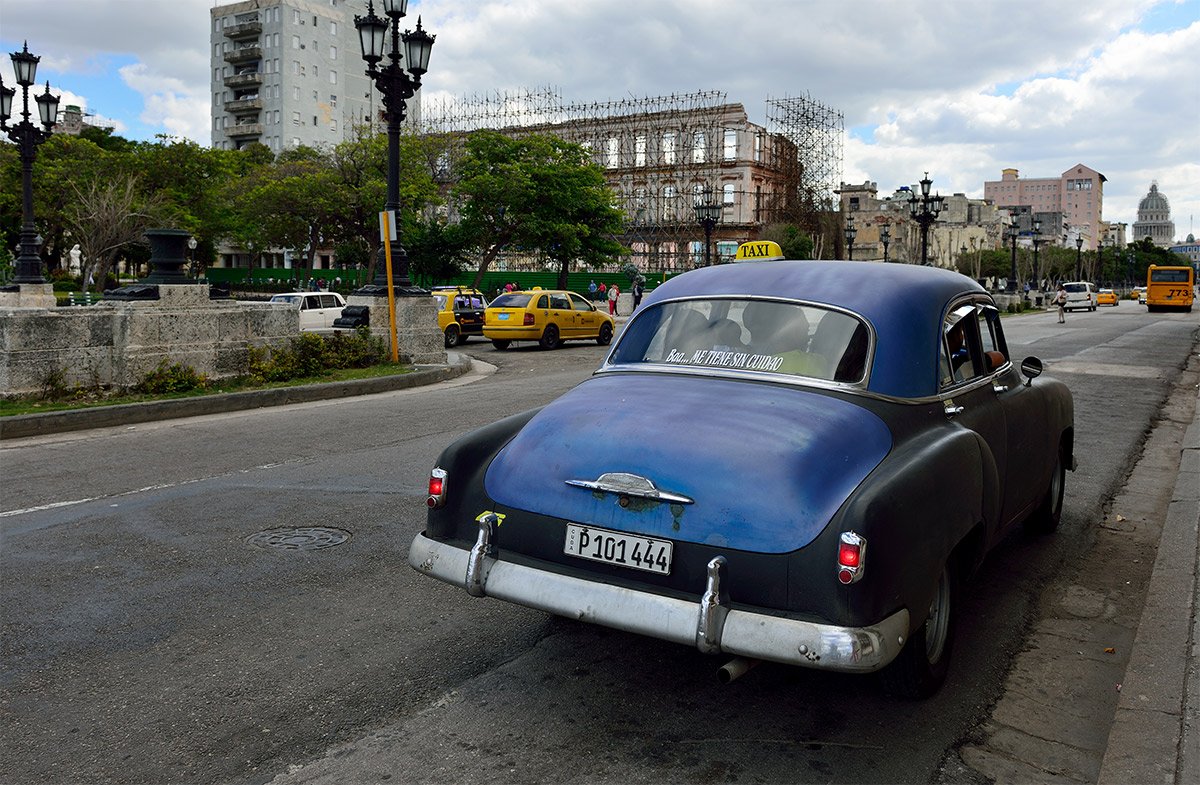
[
  {"x1": 1097, "y1": 288, "x2": 1119, "y2": 306},
  {"x1": 410, "y1": 259, "x2": 1075, "y2": 698},
  {"x1": 484, "y1": 289, "x2": 615, "y2": 350},
  {"x1": 268, "y1": 291, "x2": 347, "y2": 331},
  {"x1": 433, "y1": 286, "x2": 489, "y2": 348}
]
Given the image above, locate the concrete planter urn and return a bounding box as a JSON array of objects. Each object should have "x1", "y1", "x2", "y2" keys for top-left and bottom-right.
[{"x1": 141, "y1": 228, "x2": 195, "y2": 284}]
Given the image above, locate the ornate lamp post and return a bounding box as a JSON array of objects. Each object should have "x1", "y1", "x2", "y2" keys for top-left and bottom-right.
[
  {"x1": 187, "y1": 236, "x2": 198, "y2": 277},
  {"x1": 1006, "y1": 215, "x2": 1020, "y2": 293},
  {"x1": 354, "y1": 0, "x2": 434, "y2": 296},
  {"x1": 0, "y1": 42, "x2": 60, "y2": 286},
  {"x1": 880, "y1": 224, "x2": 890, "y2": 263},
  {"x1": 843, "y1": 213, "x2": 856, "y2": 260},
  {"x1": 1031, "y1": 218, "x2": 1043, "y2": 294},
  {"x1": 694, "y1": 187, "x2": 720, "y2": 267},
  {"x1": 907, "y1": 172, "x2": 943, "y2": 265},
  {"x1": 1075, "y1": 235, "x2": 1084, "y2": 280}
]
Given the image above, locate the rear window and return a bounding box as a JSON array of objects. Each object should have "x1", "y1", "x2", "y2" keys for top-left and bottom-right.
[
  {"x1": 1064, "y1": 283, "x2": 1088, "y2": 293},
  {"x1": 491, "y1": 294, "x2": 532, "y2": 308},
  {"x1": 608, "y1": 299, "x2": 869, "y2": 383},
  {"x1": 1149, "y1": 268, "x2": 1191, "y2": 283}
]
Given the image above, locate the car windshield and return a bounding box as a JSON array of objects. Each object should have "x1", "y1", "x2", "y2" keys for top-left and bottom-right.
[
  {"x1": 492, "y1": 293, "x2": 533, "y2": 308},
  {"x1": 608, "y1": 299, "x2": 870, "y2": 383},
  {"x1": 433, "y1": 295, "x2": 447, "y2": 309},
  {"x1": 270, "y1": 295, "x2": 301, "y2": 305}
]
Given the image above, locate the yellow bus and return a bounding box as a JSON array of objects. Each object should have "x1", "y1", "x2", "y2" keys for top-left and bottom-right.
[{"x1": 1145, "y1": 265, "x2": 1195, "y2": 312}]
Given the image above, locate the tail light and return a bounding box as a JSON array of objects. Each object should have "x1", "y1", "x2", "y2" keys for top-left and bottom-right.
[
  {"x1": 523, "y1": 313, "x2": 535, "y2": 325},
  {"x1": 427, "y1": 467, "x2": 448, "y2": 509},
  {"x1": 837, "y1": 531, "x2": 866, "y2": 584}
]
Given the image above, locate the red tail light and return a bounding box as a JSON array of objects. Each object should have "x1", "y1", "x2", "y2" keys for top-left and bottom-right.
[
  {"x1": 523, "y1": 313, "x2": 535, "y2": 325},
  {"x1": 837, "y1": 531, "x2": 866, "y2": 584},
  {"x1": 427, "y1": 467, "x2": 448, "y2": 509}
]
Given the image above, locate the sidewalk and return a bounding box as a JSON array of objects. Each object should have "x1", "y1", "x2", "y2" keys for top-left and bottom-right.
[{"x1": 1098, "y1": 379, "x2": 1200, "y2": 784}]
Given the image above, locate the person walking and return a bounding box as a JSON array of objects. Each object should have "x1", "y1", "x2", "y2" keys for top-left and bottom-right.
[
  {"x1": 608, "y1": 283, "x2": 619, "y2": 316},
  {"x1": 632, "y1": 278, "x2": 644, "y2": 309},
  {"x1": 588, "y1": 279, "x2": 598, "y2": 301},
  {"x1": 1054, "y1": 284, "x2": 1067, "y2": 323}
]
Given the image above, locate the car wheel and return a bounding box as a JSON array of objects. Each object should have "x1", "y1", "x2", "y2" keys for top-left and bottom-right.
[
  {"x1": 596, "y1": 322, "x2": 613, "y2": 346},
  {"x1": 539, "y1": 324, "x2": 561, "y2": 350},
  {"x1": 1026, "y1": 448, "x2": 1066, "y2": 534},
  {"x1": 491, "y1": 339, "x2": 510, "y2": 350},
  {"x1": 443, "y1": 324, "x2": 460, "y2": 349},
  {"x1": 880, "y1": 565, "x2": 955, "y2": 699}
]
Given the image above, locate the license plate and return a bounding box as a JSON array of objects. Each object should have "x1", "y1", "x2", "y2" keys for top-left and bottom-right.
[
  {"x1": 564, "y1": 524, "x2": 672, "y2": 575},
  {"x1": 497, "y1": 313, "x2": 510, "y2": 321}
]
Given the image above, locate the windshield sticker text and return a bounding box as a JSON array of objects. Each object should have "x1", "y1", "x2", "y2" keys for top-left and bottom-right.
[{"x1": 665, "y1": 348, "x2": 785, "y2": 371}]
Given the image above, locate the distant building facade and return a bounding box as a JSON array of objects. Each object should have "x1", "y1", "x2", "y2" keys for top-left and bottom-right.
[
  {"x1": 209, "y1": 0, "x2": 420, "y2": 153},
  {"x1": 1131, "y1": 183, "x2": 1176, "y2": 247},
  {"x1": 984, "y1": 164, "x2": 1106, "y2": 249}
]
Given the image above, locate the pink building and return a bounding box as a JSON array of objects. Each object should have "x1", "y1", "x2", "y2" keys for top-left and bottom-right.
[{"x1": 984, "y1": 164, "x2": 1106, "y2": 249}]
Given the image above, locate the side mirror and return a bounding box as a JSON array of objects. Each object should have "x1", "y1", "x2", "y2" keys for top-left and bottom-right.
[{"x1": 1020, "y1": 356, "x2": 1043, "y2": 386}]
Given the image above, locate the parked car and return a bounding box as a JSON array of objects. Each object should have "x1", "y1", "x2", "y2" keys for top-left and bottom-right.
[
  {"x1": 1128, "y1": 287, "x2": 1143, "y2": 301},
  {"x1": 484, "y1": 289, "x2": 614, "y2": 350},
  {"x1": 410, "y1": 255, "x2": 1075, "y2": 698},
  {"x1": 1061, "y1": 281, "x2": 1098, "y2": 311},
  {"x1": 1097, "y1": 288, "x2": 1119, "y2": 306},
  {"x1": 433, "y1": 286, "x2": 489, "y2": 347},
  {"x1": 268, "y1": 291, "x2": 347, "y2": 331}
]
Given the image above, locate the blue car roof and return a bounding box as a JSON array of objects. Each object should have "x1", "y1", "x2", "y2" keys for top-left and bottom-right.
[{"x1": 639, "y1": 260, "x2": 988, "y2": 398}]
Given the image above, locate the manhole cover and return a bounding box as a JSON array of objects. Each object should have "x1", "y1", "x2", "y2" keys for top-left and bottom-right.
[{"x1": 246, "y1": 527, "x2": 351, "y2": 551}]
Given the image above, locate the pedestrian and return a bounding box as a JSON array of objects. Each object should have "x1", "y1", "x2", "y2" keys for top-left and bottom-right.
[
  {"x1": 608, "y1": 283, "x2": 619, "y2": 316},
  {"x1": 588, "y1": 279, "x2": 598, "y2": 301},
  {"x1": 598, "y1": 281, "x2": 607, "y2": 301},
  {"x1": 504, "y1": 282, "x2": 514, "y2": 293},
  {"x1": 1054, "y1": 284, "x2": 1067, "y2": 323},
  {"x1": 633, "y1": 278, "x2": 644, "y2": 309}
]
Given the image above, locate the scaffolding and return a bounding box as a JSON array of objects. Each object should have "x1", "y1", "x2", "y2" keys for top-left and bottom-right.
[{"x1": 423, "y1": 87, "x2": 843, "y2": 271}]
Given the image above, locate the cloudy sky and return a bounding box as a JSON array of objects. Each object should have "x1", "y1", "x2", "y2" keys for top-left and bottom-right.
[{"x1": 2, "y1": 0, "x2": 1198, "y2": 241}]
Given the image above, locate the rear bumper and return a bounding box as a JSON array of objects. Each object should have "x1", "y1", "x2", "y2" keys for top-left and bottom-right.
[
  {"x1": 483, "y1": 325, "x2": 539, "y2": 340},
  {"x1": 409, "y1": 531, "x2": 909, "y2": 673}
]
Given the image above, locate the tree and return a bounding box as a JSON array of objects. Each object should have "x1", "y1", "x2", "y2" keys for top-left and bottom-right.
[
  {"x1": 406, "y1": 217, "x2": 472, "y2": 285},
  {"x1": 454, "y1": 130, "x2": 626, "y2": 289},
  {"x1": 64, "y1": 173, "x2": 162, "y2": 292},
  {"x1": 761, "y1": 224, "x2": 814, "y2": 259}
]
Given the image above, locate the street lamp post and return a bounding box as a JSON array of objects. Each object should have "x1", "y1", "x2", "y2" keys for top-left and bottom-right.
[
  {"x1": 907, "y1": 172, "x2": 943, "y2": 265},
  {"x1": 1007, "y1": 215, "x2": 1020, "y2": 293},
  {"x1": 354, "y1": 0, "x2": 434, "y2": 297},
  {"x1": 1031, "y1": 218, "x2": 1043, "y2": 294},
  {"x1": 694, "y1": 187, "x2": 720, "y2": 267},
  {"x1": 880, "y1": 224, "x2": 890, "y2": 263},
  {"x1": 1075, "y1": 235, "x2": 1084, "y2": 281},
  {"x1": 0, "y1": 42, "x2": 60, "y2": 286},
  {"x1": 843, "y1": 214, "x2": 856, "y2": 260},
  {"x1": 187, "y1": 236, "x2": 198, "y2": 278}
]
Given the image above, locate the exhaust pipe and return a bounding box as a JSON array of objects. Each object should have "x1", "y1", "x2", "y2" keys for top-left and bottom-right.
[{"x1": 717, "y1": 656, "x2": 760, "y2": 684}]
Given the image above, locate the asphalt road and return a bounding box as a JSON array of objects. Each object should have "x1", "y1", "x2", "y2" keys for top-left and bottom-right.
[{"x1": 1, "y1": 304, "x2": 1197, "y2": 785}]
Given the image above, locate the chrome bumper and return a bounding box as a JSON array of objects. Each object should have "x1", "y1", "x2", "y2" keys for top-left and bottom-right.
[{"x1": 408, "y1": 528, "x2": 910, "y2": 673}]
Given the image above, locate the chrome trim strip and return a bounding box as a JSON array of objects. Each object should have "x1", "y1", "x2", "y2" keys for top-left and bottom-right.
[
  {"x1": 409, "y1": 533, "x2": 910, "y2": 673},
  {"x1": 565, "y1": 472, "x2": 694, "y2": 505},
  {"x1": 696, "y1": 556, "x2": 728, "y2": 654}
]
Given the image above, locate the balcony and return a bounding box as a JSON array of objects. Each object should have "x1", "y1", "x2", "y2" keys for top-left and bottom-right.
[
  {"x1": 223, "y1": 45, "x2": 262, "y2": 64},
  {"x1": 224, "y1": 17, "x2": 262, "y2": 39},
  {"x1": 227, "y1": 123, "x2": 263, "y2": 138},
  {"x1": 224, "y1": 71, "x2": 262, "y2": 89},
  {"x1": 225, "y1": 97, "x2": 263, "y2": 113}
]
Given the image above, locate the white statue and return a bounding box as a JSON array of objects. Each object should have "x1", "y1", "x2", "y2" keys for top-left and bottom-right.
[{"x1": 68, "y1": 244, "x2": 82, "y2": 276}]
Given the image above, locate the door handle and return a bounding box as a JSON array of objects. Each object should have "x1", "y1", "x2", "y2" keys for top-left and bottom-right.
[
  {"x1": 944, "y1": 401, "x2": 964, "y2": 417},
  {"x1": 992, "y1": 384, "x2": 1009, "y2": 394}
]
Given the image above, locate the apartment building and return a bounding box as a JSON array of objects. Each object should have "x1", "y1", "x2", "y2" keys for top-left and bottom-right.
[
  {"x1": 209, "y1": 0, "x2": 419, "y2": 152},
  {"x1": 983, "y1": 164, "x2": 1106, "y2": 250}
]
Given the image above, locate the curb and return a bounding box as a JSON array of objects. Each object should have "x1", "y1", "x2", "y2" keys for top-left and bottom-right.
[
  {"x1": 0, "y1": 352, "x2": 474, "y2": 440},
  {"x1": 1098, "y1": 380, "x2": 1200, "y2": 784}
]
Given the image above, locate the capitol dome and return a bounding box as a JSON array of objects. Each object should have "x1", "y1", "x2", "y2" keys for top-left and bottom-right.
[
  {"x1": 1138, "y1": 183, "x2": 1170, "y2": 215},
  {"x1": 1132, "y1": 183, "x2": 1175, "y2": 246}
]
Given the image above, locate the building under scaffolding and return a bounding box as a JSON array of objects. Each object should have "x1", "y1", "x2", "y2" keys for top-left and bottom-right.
[{"x1": 423, "y1": 87, "x2": 842, "y2": 272}]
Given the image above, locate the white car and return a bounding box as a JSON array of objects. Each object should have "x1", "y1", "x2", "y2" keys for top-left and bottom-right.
[
  {"x1": 269, "y1": 291, "x2": 347, "y2": 331},
  {"x1": 1062, "y1": 281, "x2": 1098, "y2": 312}
]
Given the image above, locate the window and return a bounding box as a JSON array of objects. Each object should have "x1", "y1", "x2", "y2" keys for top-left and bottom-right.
[
  {"x1": 723, "y1": 129, "x2": 737, "y2": 160},
  {"x1": 940, "y1": 304, "x2": 983, "y2": 387},
  {"x1": 313, "y1": 65, "x2": 318, "y2": 78},
  {"x1": 292, "y1": 111, "x2": 300, "y2": 125},
  {"x1": 330, "y1": 21, "x2": 337, "y2": 35},
  {"x1": 294, "y1": 86, "x2": 301, "y2": 100},
  {"x1": 662, "y1": 131, "x2": 676, "y2": 164},
  {"x1": 330, "y1": 94, "x2": 337, "y2": 107},
  {"x1": 722, "y1": 183, "x2": 735, "y2": 205},
  {"x1": 635, "y1": 135, "x2": 646, "y2": 167},
  {"x1": 293, "y1": 35, "x2": 300, "y2": 49},
  {"x1": 606, "y1": 137, "x2": 619, "y2": 169},
  {"x1": 313, "y1": 115, "x2": 318, "y2": 126},
  {"x1": 331, "y1": 119, "x2": 337, "y2": 132},
  {"x1": 329, "y1": 45, "x2": 337, "y2": 60},
  {"x1": 329, "y1": 70, "x2": 337, "y2": 84},
  {"x1": 692, "y1": 131, "x2": 706, "y2": 163},
  {"x1": 294, "y1": 9, "x2": 301, "y2": 24},
  {"x1": 662, "y1": 185, "x2": 676, "y2": 220},
  {"x1": 292, "y1": 60, "x2": 300, "y2": 75},
  {"x1": 754, "y1": 133, "x2": 763, "y2": 162}
]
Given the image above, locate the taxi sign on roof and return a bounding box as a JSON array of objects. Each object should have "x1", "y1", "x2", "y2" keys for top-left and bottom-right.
[{"x1": 734, "y1": 240, "x2": 785, "y2": 261}]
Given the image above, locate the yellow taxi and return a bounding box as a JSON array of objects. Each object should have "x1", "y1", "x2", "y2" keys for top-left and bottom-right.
[
  {"x1": 432, "y1": 286, "x2": 489, "y2": 347},
  {"x1": 1129, "y1": 287, "x2": 1144, "y2": 302},
  {"x1": 484, "y1": 288, "x2": 615, "y2": 350},
  {"x1": 1097, "y1": 288, "x2": 1119, "y2": 306}
]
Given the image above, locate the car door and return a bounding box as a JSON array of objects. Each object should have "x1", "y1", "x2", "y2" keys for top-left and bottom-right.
[
  {"x1": 548, "y1": 293, "x2": 575, "y2": 337},
  {"x1": 569, "y1": 292, "x2": 598, "y2": 336},
  {"x1": 318, "y1": 294, "x2": 342, "y2": 328},
  {"x1": 977, "y1": 305, "x2": 1049, "y2": 527},
  {"x1": 298, "y1": 294, "x2": 322, "y2": 330},
  {"x1": 939, "y1": 302, "x2": 1008, "y2": 533}
]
